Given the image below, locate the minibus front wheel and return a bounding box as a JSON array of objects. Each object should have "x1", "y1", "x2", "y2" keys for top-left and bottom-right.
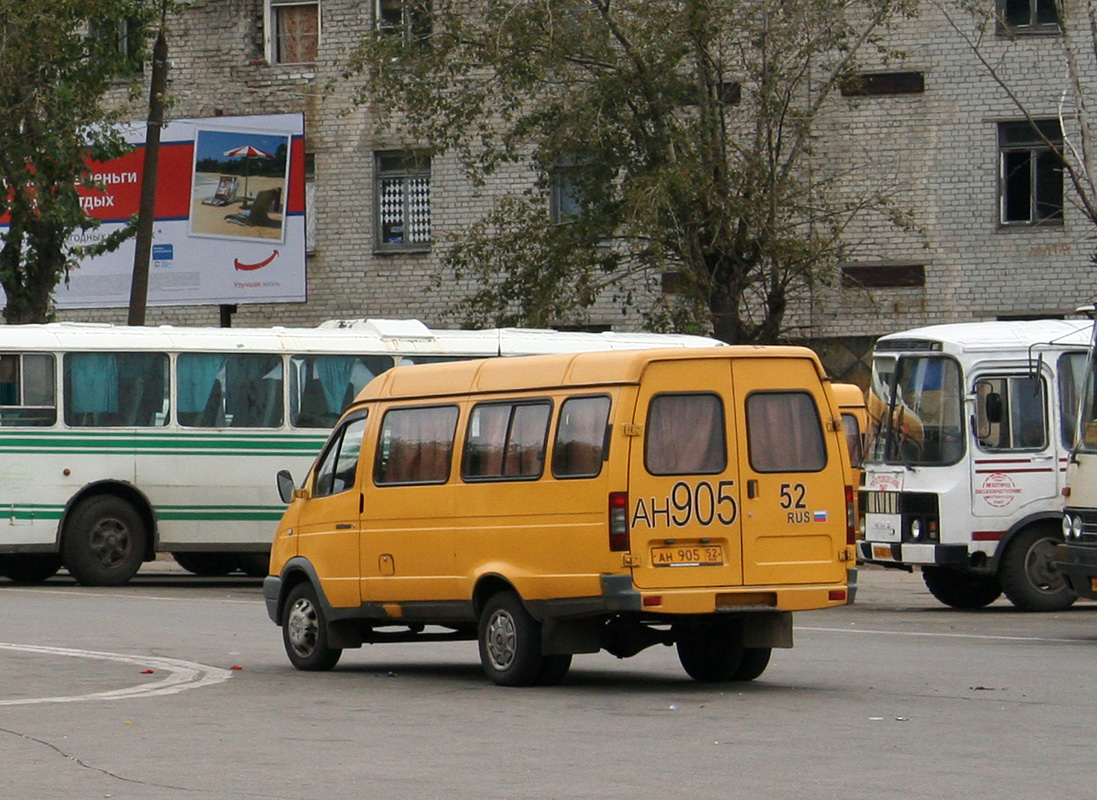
[{"x1": 282, "y1": 582, "x2": 342, "y2": 671}]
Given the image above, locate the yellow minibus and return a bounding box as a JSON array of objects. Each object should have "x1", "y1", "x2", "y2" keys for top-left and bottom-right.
[{"x1": 264, "y1": 347, "x2": 857, "y2": 685}]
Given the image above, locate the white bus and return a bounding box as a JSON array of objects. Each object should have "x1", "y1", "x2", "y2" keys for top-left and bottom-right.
[
  {"x1": 0, "y1": 319, "x2": 720, "y2": 586},
  {"x1": 855, "y1": 319, "x2": 1090, "y2": 611}
]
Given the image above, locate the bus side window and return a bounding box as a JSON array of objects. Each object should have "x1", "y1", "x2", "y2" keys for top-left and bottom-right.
[
  {"x1": 0, "y1": 353, "x2": 56, "y2": 427},
  {"x1": 976, "y1": 376, "x2": 1046, "y2": 451},
  {"x1": 552, "y1": 395, "x2": 611, "y2": 479}
]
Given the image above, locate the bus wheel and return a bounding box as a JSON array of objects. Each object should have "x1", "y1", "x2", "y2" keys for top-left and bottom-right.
[
  {"x1": 61, "y1": 496, "x2": 146, "y2": 587},
  {"x1": 675, "y1": 621, "x2": 745, "y2": 682},
  {"x1": 921, "y1": 566, "x2": 1001, "y2": 609},
  {"x1": 732, "y1": 647, "x2": 772, "y2": 682},
  {"x1": 0, "y1": 554, "x2": 63, "y2": 584},
  {"x1": 172, "y1": 552, "x2": 238, "y2": 577},
  {"x1": 234, "y1": 552, "x2": 270, "y2": 578},
  {"x1": 282, "y1": 582, "x2": 342, "y2": 671},
  {"x1": 478, "y1": 590, "x2": 545, "y2": 687},
  {"x1": 999, "y1": 527, "x2": 1077, "y2": 612}
]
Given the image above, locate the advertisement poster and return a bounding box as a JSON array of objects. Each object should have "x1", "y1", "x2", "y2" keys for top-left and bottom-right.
[{"x1": 5, "y1": 113, "x2": 307, "y2": 310}]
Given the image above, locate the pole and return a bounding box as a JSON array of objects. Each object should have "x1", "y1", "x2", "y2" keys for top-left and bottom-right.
[{"x1": 128, "y1": 27, "x2": 168, "y2": 326}]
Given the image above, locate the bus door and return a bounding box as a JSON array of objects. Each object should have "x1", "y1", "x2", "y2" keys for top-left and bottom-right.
[
  {"x1": 731, "y1": 358, "x2": 848, "y2": 586},
  {"x1": 970, "y1": 372, "x2": 1059, "y2": 523},
  {"x1": 627, "y1": 359, "x2": 744, "y2": 590}
]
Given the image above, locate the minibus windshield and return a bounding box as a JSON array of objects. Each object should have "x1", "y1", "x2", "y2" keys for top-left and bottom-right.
[{"x1": 866, "y1": 354, "x2": 964, "y2": 467}]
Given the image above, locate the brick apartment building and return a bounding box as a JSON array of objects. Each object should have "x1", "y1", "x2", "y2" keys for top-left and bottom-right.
[{"x1": 66, "y1": 0, "x2": 1097, "y2": 382}]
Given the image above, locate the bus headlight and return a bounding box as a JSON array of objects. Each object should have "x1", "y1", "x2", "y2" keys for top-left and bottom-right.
[
  {"x1": 1063, "y1": 514, "x2": 1075, "y2": 540},
  {"x1": 1073, "y1": 514, "x2": 1084, "y2": 540},
  {"x1": 910, "y1": 519, "x2": 922, "y2": 540}
]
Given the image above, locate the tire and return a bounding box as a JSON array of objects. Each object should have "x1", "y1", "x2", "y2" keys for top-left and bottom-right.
[
  {"x1": 282, "y1": 582, "x2": 342, "y2": 671},
  {"x1": 998, "y1": 527, "x2": 1077, "y2": 612},
  {"x1": 61, "y1": 496, "x2": 147, "y2": 587},
  {"x1": 0, "y1": 554, "x2": 63, "y2": 584},
  {"x1": 732, "y1": 647, "x2": 772, "y2": 682},
  {"x1": 235, "y1": 552, "x2": 271, "y2": 578},
  {"x1": 172, "y1": 552, "x2": 239, "y2": 577},
  {"x1": 478, "y1": 590, "x2": 545, "y2": 687},
  {"x1": 922, "y1": 566, "x2": 1001, "y2": 609},
  {"x1": 675, "y1": 621, "x2": 745, "y2": 682},
  {"x1": 536, "y1": 654, "x2": 573, "y2": 686}
]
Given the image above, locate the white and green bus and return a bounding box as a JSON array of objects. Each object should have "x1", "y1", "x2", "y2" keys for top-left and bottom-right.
[{"x1": 0, "y1": 319, "x2": 720, "y2": 586}]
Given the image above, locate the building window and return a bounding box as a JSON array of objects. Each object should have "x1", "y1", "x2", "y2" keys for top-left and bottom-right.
[
  {"x1": 376, "y1": 151, "x2": 431, "y2": 250},
  {"x1": 999, "y1": 119, "x2": 1063, "y2": 227},
  {"x1": 841, "y1": 71, "x2": 925, "y2": 97},
  {"x1": 377, "y1": 0, "x2": 431, "y2": 45},
  {"x1": 268, "y1": 0, "x2": 319, "y2": 64},
  {"x1": 841, "y1": 264, "x2": 926, "y2": 288},
  {"x1": 999, "y1": 0, "x2": 1060, "y2": 32},
  {"x1": 550, "y1": 160, "x2": 583, "y2": 223},
  {"x1": 90, "y1": 17, "x2": 143, "y2": 73}
]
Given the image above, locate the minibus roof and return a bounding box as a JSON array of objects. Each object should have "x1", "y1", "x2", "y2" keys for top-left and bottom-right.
[{"x1": 356, "y1": 345, "x2": 823, "y2": 403}]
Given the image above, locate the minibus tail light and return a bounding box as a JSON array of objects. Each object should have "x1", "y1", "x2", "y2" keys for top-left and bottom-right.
[
  {"x1": 845, "y1": 486, "x2": 856, "y2": 545},
  {"x1": 609, "y1": 491, "x2": 629, "y2": 552}
]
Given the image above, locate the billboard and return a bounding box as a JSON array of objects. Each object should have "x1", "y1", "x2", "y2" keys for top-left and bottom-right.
[{"x1": 6, "y1": 113, "x2": 307, "y2": 311}]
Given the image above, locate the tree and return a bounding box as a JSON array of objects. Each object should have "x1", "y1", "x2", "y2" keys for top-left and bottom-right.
[
  {"x1": 0, "y1": 0, "x2": 150, "y2": 324},
  {"x1": 345, "y1": 0, "x2": 917, "y2": 342}
]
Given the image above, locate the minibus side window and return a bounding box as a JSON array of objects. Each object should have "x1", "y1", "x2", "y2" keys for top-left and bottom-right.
[
  {"x1": 463, "y1": 400, "x2": 552, "y2": 480},
  {"x1": 745, "y1": 391, "x2": 826, "y2": 473},
  {"x1": 645, "y1": 393, "x2": 727, "y2": 475},
  {"x1": 64, "y1": 352, "x2": 169, "y2": 427},
  {"x1": 841, "y1": 413, "x2": 864, "y2": 468},
  {"x1": 375, "y1": 405, "x2": 459, "y2": 484},
  {"x1": 0, "y1": 353, "x2": 56, "y2": 426},
  {"x1": 314, "y1": 415, "x2": 368, "y2": 497},
  {"x1": 552, "y1": 395, "x2": 611, "y2": 478}
]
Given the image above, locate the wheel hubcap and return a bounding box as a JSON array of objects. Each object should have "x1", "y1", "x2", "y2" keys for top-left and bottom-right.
[
  {"x1": 485, "y1": 609, "x2": 517, "y2": 670},
  {"x1": 89, "y1": 518, "x2": 131, "y2": 568},
  {"x1": 287, "y1": 598, "x2": 319, "y2": 658}
]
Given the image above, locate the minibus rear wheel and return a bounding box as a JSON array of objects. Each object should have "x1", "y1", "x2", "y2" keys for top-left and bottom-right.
[
  {"x1": 61, "y1": 496, "x2": 147, "y2": 587},
  {"x1": 282, "y1": 582, "x2": 342, "y2": 671},
  {"x1": 478, "y1": 590, "x2": 545, "y2": 687},
  {"x1": 675, "y1": 621, "x2": 745, "y2": 682}
]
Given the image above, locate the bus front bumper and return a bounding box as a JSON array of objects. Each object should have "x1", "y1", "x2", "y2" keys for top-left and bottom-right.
[
  {"x1": 1055, "y1": 543, "x2": 1097, "y2": 600},
  {"x1": 857, "y1": 540, "x2": 968, "y2": 568}
]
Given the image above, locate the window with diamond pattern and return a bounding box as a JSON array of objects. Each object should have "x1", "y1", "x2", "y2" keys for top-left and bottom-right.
[{"x1": 376, "y1": 151, "x2": 431, "y2": 250}]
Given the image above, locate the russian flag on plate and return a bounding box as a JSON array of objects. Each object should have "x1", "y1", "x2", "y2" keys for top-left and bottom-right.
[{"x1": 813, "y1": 510, "x2": 828, "y2": 522}]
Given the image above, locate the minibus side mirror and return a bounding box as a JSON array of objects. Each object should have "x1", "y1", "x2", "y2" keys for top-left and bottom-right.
[{"x1": 276, "y1": 470, "x2": 297, "y2": 504}]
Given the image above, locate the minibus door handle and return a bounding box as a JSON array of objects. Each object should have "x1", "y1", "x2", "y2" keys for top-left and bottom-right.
[
  {"x1": 335, "y1": 523, "x2": 354, "y2": 529},
  {"x1": 747, "y1": 480, "x2": 758, "y2": 499}
]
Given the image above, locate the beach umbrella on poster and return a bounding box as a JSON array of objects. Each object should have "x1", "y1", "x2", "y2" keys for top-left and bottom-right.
[{"x1": 223, "y1": 145, "x2": 273, "y2": 205}]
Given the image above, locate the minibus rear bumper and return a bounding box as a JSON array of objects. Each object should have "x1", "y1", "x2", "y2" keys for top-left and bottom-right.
[{"x1": 1055, "y1": 542, "x2": 1097, "y2": 600}]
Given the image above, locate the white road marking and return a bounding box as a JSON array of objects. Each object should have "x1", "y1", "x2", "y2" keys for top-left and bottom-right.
[
  {"x1": 799, "y1": 625, "x2": 1081, "y2": 644},
  {"x1": 0, "y1": 643, "x2": 233, "y2": 706}
]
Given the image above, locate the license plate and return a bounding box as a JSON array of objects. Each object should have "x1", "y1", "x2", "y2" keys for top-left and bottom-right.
[
  {"x1": 651, "y1": 545, "x2": 723, "y2": 567},
  {"x1": 873, "y1": 545, "x2": 895, "y2": 560}
]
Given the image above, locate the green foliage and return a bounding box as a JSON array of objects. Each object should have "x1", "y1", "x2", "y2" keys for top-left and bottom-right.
[
  {"x1": 347, "y1": 0, "x2": 917, "y2": 342},
  {"x1": 0, "y1": 0, "x2": 152, "y2": 323}
]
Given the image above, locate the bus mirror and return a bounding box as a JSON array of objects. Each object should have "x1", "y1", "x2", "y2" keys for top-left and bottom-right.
[
  {"x1": 984, "y1": 392, "x2": 1003, "y2": 424},
  {"x1": 276, "y1": 470, "x2": 296, "y2": 504}
]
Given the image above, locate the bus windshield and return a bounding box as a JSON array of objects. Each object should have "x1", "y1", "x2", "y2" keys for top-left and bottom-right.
[
  {"x1": 867, "y1": 354, "x2": 964, "y2": 467},
  {"x1": 1073, "y1": 351, "x2": 1097, "y2": 453}
]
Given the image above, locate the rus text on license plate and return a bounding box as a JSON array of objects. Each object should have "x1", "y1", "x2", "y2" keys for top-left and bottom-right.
[{"x1": 651, "y1": 545, "x2": 724, "y2": 567}]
